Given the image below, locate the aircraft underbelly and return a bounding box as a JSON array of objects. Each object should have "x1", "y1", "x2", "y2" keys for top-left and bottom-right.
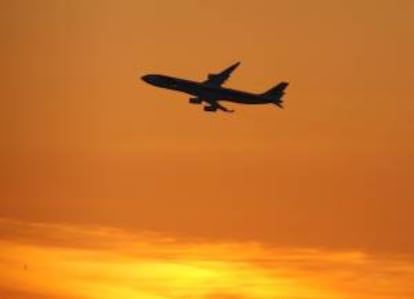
[
  {"x1": 202, "y1": 88, "x2": 265, "y2": 104},
  {"x1": 215, "y1": 91, "x2": 266, "y2": 104},
  {"x1": 178, "y1": 82, "x2": 268, "y2": 104}
]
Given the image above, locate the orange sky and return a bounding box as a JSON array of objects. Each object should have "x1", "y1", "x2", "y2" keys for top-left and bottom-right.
[{"x1": 1, "y1": 1, "x2": 414, "y2": 298}]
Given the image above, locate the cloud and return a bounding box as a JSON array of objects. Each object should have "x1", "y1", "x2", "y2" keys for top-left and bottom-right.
[{"x1": 0, "y1": 218, "x2": 413, "y2": 299}]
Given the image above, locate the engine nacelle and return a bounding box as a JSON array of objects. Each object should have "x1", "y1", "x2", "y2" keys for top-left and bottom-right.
[
  {"x1": 189, "y1": 97, "x2": 202, "y2": 104},
  {"x1": 204, "y1": 106, "x2": 217, "y2": 112}
]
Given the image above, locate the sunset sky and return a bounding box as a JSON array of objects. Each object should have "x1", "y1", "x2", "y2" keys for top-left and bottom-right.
[{"x1": 1, "y1": 1, "x2": 414, "y2": 298}]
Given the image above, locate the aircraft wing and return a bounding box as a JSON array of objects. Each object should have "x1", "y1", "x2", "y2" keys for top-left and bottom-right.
[{"x1": 203, "y1": 62, "x2": 240, "y2": 87}]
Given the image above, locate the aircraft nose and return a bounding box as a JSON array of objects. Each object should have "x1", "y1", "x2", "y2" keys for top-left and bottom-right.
[
  {"x1": 141, "y1": 74, "x2": 161, "y2": 86},
  {"x1": 141, "y1": 74, "x2": 152, "y2": 83}
]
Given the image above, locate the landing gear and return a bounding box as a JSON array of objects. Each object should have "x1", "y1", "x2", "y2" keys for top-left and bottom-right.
[{"x1": 204, "y1": 106, "x2": 217, "y2": 112}]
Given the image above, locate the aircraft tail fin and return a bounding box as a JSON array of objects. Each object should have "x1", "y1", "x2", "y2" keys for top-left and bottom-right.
[
  {"x1": 261, "y1": 82, "x2": 288, "y2": 108},
  {"x1": 261, "y1": 82, "x2": 289, "y2": 99}
]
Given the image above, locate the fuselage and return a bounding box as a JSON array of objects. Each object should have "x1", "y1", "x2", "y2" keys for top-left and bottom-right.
[{"x1": 141, "y1": 74, "x2": 271, "y2": 104}]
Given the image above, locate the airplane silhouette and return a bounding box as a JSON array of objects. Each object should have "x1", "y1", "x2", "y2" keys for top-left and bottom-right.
[{"x1": 141, "y1": 62, "x2": 288, "y2": 113}]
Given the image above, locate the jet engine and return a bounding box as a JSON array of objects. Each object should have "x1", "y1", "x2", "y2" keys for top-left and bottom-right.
[{"x1": 189, "y1": 97, "x2": 202, "y2": 104}]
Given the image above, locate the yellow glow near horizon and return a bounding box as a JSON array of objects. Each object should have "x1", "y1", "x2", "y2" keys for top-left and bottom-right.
[{"x1": 1, "y1": 219, "x2": 413, "y2": 299}]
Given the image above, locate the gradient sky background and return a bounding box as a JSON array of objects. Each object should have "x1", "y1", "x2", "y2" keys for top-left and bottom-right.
[{"x1": 1, "y1": 1, "x2": 414, "y2": 298}]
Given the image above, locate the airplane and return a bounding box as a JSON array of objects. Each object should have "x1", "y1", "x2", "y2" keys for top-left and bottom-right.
[{"x1": 141, "y1": 62, "x2": 288, "y2": 113}]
